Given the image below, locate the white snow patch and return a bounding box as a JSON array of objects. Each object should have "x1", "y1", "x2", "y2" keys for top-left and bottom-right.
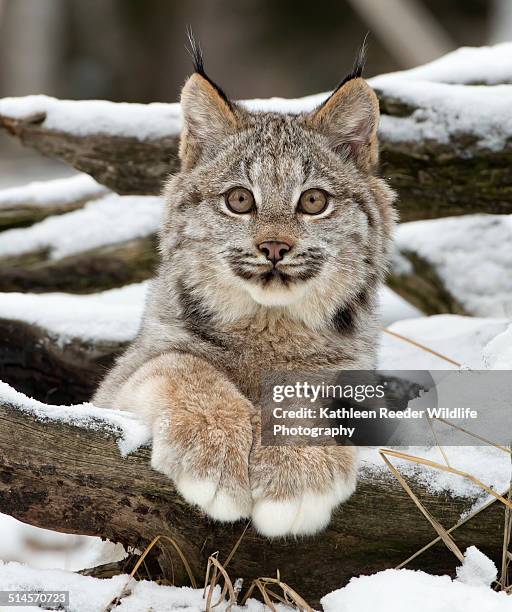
[
  {"x1": 378, "y1": 314, "x2": 510, "y2": 370},
  {"x1": 394, "y1": 215, "x2": 512, "y2": 317},
  {"x1": 456, "y1": 546, "x2": 497, "y2": 588},
  {"x1": 0, "y1": 514, "x2": 126, "y2": 572},
  {"x1": 0, "y1": 174, "x2": 108, "y2": 210},
  {"x1": 378, "y1": 286, "x2": 423, "y2": 326},
  {"x1": 0, "y1": 282, "x2": 147, "y2": 344},
  {"x1": 482, "y1": 322, "x2": 512, "y2": 369},
  {"x1": 0, "y1": 95, "x2": 182, "y2": 140},
  {"x1": 375, "y1": 79, "x2": 512, "y2": 151},
  {"x1": 321, "y1": 564, "x2": 510, "y2": 612},
  {"x1": 370, "y1": 315, "x2": 512, "y2": 502},
  {"x1": 378, "y1": 42, "x2": 512, "y2": 85},
  {"x1": 359, "y1": 444, "x2": 510, "y2": 502},
  {"x1": 0, "y1": 381, "x2": 150, "y2": 457},
  {"x1": 0, "y1": 562, "x2": 289, "y2": 612},
  {"x1": 0, "y1": 193, "x2": 163, "y2": 260}
]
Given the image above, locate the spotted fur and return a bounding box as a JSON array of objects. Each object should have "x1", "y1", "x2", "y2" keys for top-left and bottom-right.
[{"x1": 94, "y1": 42, "x2": 397, "y2": 537}]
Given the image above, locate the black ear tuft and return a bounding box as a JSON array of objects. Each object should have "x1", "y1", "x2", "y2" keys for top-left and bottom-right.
[
  {"x1": 335, "y1": 33, "x2": 369, "y2": 90},
  {"x1": 185, "y1": 25, "x2": 205, "y2": 75},
  {"x1": 184, "y1": 26, "x2": 232, "y2": 107}
]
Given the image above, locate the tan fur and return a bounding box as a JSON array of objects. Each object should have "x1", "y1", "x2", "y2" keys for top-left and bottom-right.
[
  {"x1": 308, "y1": 77, "x2": 380, "y2": 172},
  {"x1": 95, "y1": 64, "x2": 396, "y2": 536}
]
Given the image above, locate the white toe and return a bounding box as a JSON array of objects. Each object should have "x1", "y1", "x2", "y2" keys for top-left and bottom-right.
[
  {"x1": 331, "y1": 473, "x2": 357, "y2": 505},
  {"x1": 208, "y1": 491, "x2": 248, "y2": 522},
  {"x1": 291, "y1": 491, "x2": 332, "y2": 536},
  {"x1": 176, "y1": 475, "x2": 217, "y2": 507},
  {"x1": 151, "y1": 442, "x2": 178, "y2": 478},
  {"x1": 252, "y1": 498, "x2": 301, "y2": 537}
]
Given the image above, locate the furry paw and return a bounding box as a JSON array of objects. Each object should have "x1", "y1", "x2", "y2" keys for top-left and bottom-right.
[
  {"x1": 151, "y1": 423, "x2": 252, "y2": 523},
  {"x1": 249, "y1": 443, "x2": 358, "y2": 537},
  {"x1": 251, "y1": 473, "x2": 356, "y2": 537},
  {"x1": 174, "y1": 472, "x2": 251, "y2": 522}
]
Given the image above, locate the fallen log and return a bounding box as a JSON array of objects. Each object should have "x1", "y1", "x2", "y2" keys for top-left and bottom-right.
[
  {"x1": 0, "y1": 235, "x2": 157, "y2": 294},
  {"x1": 0, "y1": 191, "x2": 162, "y2": 293},
  {"x1": 389, "y1": 214, "x2": 512, "y2": 317},
  {"x1": 0, "y1": 393, "x2": 505, "y2": 607},
  {"x1": 0, "y1": 284, "x2": 145, "y2": 403},
  {"x1": 0, "y1": 174, "x2": 108, "y2": 230},
  {"x1": 0, "y1": 318, "x2": 124, "y2": 404},
  {"x1": 389, "y1": 251, "x2": 466, "y2": 316}
]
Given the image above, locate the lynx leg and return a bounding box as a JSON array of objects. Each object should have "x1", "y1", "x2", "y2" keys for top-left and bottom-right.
[{"x1": 115, "y1": 353, "x2": 254, "y2": 522}]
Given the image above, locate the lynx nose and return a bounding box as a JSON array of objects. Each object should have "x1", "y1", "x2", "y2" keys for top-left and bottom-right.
[{"x1": 258, "y1": 241, "x2": 291, "y2": 265}]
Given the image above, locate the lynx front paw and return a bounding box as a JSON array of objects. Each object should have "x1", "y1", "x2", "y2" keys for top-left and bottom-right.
[
  {"x1": 151, "y1": 418, "x2": 253, "y2": 523},
  {"x1": 249, "y1": 446, "x2": 357, "y2": 537}
]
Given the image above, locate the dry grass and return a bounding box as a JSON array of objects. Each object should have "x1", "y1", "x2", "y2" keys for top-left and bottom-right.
[
  {"x1": 379, "y1": 327, "x2": 462, "y2": 367},
  {"x1": 381, "y1": 426, "x2": 512, "y2": 591},
  {"x1": 103, "y1": 520, "x2": 312, "y2": 610},
  {"x1": 103, "y1": 534, "x2": 197, "y2": 611}
]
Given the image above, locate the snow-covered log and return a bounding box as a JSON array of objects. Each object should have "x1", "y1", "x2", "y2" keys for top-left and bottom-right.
[
  {"x1": 0, "y1": 193, "x2": 162, "y2": 293},
  {"x1": 2, "y1": 44, "x2": 512, "y2": 221},
  {"x1": 0, "y1": 175, "x2": 108, "y2": 230},
  {"x1": 0, "y1": 383, "x2": 506, "y2": 607},
  {"x1": 390, "y1": 215, "x2": 512, "y2": 316},
  {"x1": 0, "y1": 285, "x2": 145, "y2": 403}
]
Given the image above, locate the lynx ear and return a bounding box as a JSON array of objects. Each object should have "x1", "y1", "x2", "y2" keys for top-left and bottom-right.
[
  {"x1": 308, "y1": 65, "x2": 380, "y2": 172},
  {"x1": 179, "y1": 36, "x2": 238, "y2": 169}
]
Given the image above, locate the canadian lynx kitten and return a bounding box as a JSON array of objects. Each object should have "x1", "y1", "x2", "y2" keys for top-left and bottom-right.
[{"x1": 95, "y1": 38, "x2": 396, "y2": 537}]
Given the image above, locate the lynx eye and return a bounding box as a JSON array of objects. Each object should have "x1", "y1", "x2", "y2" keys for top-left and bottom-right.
[
  {"x1": 298, "y1": 189, "x2": 328, "y2": 215},
  {"x1": 225, "y1": 187, "x2": 255, "y2": 214}
]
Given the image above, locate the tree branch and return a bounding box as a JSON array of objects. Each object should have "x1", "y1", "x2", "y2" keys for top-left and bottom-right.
[
  {"x1": 0, "y1": 236, "x2": 157, "y2": 294},
  {"x1": 0, "y1": 394, "x2": 504, "y2": 606}
]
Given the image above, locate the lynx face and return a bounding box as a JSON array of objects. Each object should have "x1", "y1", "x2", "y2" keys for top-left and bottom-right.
[{"x1": 160, "y1": 51, "x2": 395, "y2": 326}]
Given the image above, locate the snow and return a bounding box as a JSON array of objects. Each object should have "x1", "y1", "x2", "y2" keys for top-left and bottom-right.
[
  {"x1": 359, "y1": 443, "x2": 511, "y2": 502},
  {"x1": 379, "y1": 42, "x2": 512, "y2": 85},
  {"x1": 0, "y1": 193, "x2": 163, "y2": 260},
  {"x1": 0, "y1": 95, "x2": 182, "y2": 140},
  {"x1": 0, "y1": 562, "x2": 289, "y2": 612},
  {"x1": 378, "y1": 314, "x2": 510, "y2": 370},
  {"x1": 0, "y1": 283, "x2": 147, "y2": 344},
  {"x1": 321, "y1": 555, "x2": 510, "y2": 612},
  {"x1": 378, "y1": 286, "x2": 423, "y2": 326},
  {"x1": 0, "y1": 283, "x2": 416, "y2": 346},
  {"x1": 372, "y1": 315, "x2": 512, "y2": 500},
  {"x1": 0, "y1": 514, "x2": 126, "y2": 572},
  {"x1": 0, "y1": 173, "x2": 107, "y2": 210},
  {"x1": 456, "y1": 546, "x2": 497, "y2": 588},
  {"x1": 375, "y1": 80, "x2": 512, "y2": 151},
  {"x1": 482, "y1": 323, "x2": 512, "y2": 368},
  {"x1": 0, "y1": 380, "x2": 150, "y2": 457},
  {"x1": 394, "y1": 215, "x2": 512, "y2": 317}
]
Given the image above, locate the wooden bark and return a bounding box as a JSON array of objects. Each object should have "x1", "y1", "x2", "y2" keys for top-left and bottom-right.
[
  {"x1": 2, "y1": 96, "x2": 512, "y2": 222},
  {"x1": 388, "y1": 251, "x2": 467, "y2": 316},
  {"x1": 0, "y1": 112, "x2": 180, "y2": 196},
  {"x1": 0, "y1": 318, "x2": 124, "y2": 405},
  {"x1": 0, "y1": 399, "x2": 504, "y2": 607},
  {"x1": 0, "y1": 197, "x2": 90, "y2": 231},
  {"x1": 0, "y1": 235, "x2": 158, "y2": 294}
]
